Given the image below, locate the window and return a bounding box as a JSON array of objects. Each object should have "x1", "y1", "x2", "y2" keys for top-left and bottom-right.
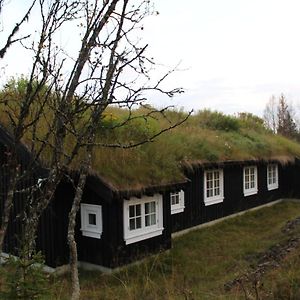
[
  {"x1": 123, "y1": 194, "x2": 164, "y2": 245},
  {"x1": 204, "y1": 169, "x2": 224, "y2": 206},
  {"x1": 243, "y1": 166, "x2": 258, "y2": 196},
  {"x1": 170, "y1": 190, "x2": 185, "y2": 214},
  {"x1": 267, "y1": 164, "x2": 278, "y2": 190},
  {"x1": 80, "y1": 203, "x2": 103, "y2": 239}
]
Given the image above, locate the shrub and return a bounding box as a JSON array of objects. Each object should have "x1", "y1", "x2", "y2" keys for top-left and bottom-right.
[
  {"x1": 238, "y1": 112, "x2": 266, "y2": 131},
  {"x1": 195, "y1": 110, "x2": 240, "y2": 132},
  {"x1": 0, "y1": 252, "x2": 49, "y2": 300}
]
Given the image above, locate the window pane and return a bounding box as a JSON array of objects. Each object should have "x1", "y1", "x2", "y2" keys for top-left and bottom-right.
[
  {"x1": 136, "y1": 204, "x2": 141, "y2": 216},
  {"x1": 129, "y1": 205, "x2": 135, "y2": 218},
  {"x1": 207, "y1": 172, "x2": 212, "y2": 180},
  {"x1": 207, "y1": 189, "x2": 213, "y2": 198},
  {"x1": 129, "y1": 218, "x2": 135, "y2": 230},
  {"x1": 214, "y1": 171, "x2": 219, "y2": 179},
  {"x1": 150, "y1": 202, "x2": 156, "y2": 213},
  {"x1": 145, "y1": 202, "x2": 150, "y2": 214},
  {"x1": 171, "y1": 196, "x2": 176, "y2": 205},
  {"x1": 215, "y1": 187, "x2": 220, "y2": 195},
  {"x1": 207, "y1": 180, "x2": 212, "y2": 189},
  {"x1": 145, "y1": 215, "x2": 150, "y2": 227},
  {"x1": 150, "y1": 214, "x2": 156, "y2": 225},
  {"x1": 214, "y1": 179, "x2": 219, "y2": 188},
  {"x1": 145, "y1": 213, "x2": 156, "y2": 227},
  {"x1": 136, "y1": 216, "x2": 141, "y2": 229},
  {"x1": 88, "y1": 213, "x2": 96, "y2": 225}
]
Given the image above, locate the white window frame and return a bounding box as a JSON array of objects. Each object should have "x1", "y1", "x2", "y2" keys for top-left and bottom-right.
[
  {"x1": 80, "y1": 203, "x2": 103, "y2": 239},
  {"x1": 267, "y1": 164, "x2": 279, "y2": 191},
  {"x1": 243, "y1": 166, "x2": 258, "y2": 196},
  {"x1": 123, "y1": 194, "x2": 164, "y2": 245},
  {"x1": 203, "y1": 169, "x2": 224, "y2": 206},
  {"x1": 170, "y1": 190, "x2": 185, "y2": 214}
]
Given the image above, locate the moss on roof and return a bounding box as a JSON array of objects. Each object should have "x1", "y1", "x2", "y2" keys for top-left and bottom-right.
[
  {"x1": 2, "y1": 103, "x2": 300, "y2": 191},
  {"x1": 80, "y1": 108, "x2": 300, "y2": 190}
]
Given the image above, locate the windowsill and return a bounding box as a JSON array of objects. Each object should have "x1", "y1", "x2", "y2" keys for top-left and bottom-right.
[
  {"x1": 171, "y1": 206, "x2": 185, "y2": 215},
  {"x1": 244, "y1": 189, "x2": 258, "y2": 197},
  {"x1": 124, "y1": 227, "x2": 164, "y2": 245},
  {"x1": 81, "y1": 229, "x2": 102, "y2": 239},
  {"x1": 204, "y1": 196, "x2": 224, "y2": 206},
  {"x1": 268, "y1": 185, "x2": 279, "y2": 191}
]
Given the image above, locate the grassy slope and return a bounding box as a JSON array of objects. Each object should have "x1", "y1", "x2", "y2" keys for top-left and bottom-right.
[{"x1": 43, "y1": 200, "x2": 300, "y2": 299}]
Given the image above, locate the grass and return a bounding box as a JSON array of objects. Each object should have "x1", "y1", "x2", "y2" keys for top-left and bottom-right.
[
  {"x1": 27, "y1": 200, "x2": 300, "y2": 299},
  {"x1": 263, "y1": 251, "x2": 300, "y2": 299}
]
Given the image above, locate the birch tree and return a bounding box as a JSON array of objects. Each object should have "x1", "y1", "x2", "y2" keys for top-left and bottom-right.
[{"x1": 263, "y1": 95, "x2": 277, "y2": 133}]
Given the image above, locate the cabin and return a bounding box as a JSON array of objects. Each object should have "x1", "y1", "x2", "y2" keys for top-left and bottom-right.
[
  {"x1": 2, "y1": 110, "x2": 300, "y2": 272},
  {"x1": 39, "y1": 158, "x2": 299, "y2": 271}
]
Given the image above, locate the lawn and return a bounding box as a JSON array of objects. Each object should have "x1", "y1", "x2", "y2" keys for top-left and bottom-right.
[{"x1": 37, "y1": 200, "x2": 300, "y2": 300}]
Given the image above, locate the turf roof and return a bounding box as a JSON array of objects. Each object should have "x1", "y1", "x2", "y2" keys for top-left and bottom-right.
[
  {"x1": 82, "y1": 108, "x2": 300, "y2": 190},
  {"x1": 2, "y1": 106, "x2": 300, "y2": 191}
]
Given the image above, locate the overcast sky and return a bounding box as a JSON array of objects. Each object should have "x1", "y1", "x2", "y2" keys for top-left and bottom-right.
[{"x1": 1, "y1": 0, "x2": 300, "y2": 116}]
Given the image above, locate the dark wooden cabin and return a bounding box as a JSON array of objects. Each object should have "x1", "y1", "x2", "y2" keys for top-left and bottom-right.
[
  {"x1": 34, "y1": 159, "x2": 300, "y2": 270},
  {"x1": 0, "y1": 124, "x2": 47, "y2": 257},
  {"x1": 170, "y1": 160, "x2": 292, "y2": 233},
  {"x1": 38, "y1": 175, "x2": 186, "y2": 269},
  {"x1": 1, "y1": 121, "x2": 300, "y2": 271}
]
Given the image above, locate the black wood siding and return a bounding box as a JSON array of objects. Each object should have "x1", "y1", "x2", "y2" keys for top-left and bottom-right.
[
  {"x1": 75, "y1": 191, "x2": 172, "y2": 268},
  {"x1": 171, "y1": 162, "x2": 285, "y2": 233},
  {"x1": 2, "y1": 158, "x2": 300, "y2": 269}
]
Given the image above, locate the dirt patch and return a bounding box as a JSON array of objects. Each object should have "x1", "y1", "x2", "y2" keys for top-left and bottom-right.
[
  {"x1": 281, "y1": 216, "x2": 300, "y2": 234},
  {"x1": 224, "y1": 217, "x2": 300, "y2": 292}
]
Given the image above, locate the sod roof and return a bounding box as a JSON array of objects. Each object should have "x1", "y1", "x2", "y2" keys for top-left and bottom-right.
[
  {"x1": 2, "y1": 106, "x2": 300, "y2": 192},
  {"x1": 77, "y1": 108, "x2": 300, "y2": 191}
]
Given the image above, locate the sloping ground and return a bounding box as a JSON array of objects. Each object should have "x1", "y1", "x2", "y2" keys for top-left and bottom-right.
[
  {"x1": 34, "y1": 200, "x2": 300, "y2": 299},
  {"x1": 224, "y1": 218, "x2": 300, "y2": 295},
  {"x1": 2, "y1": 103, "x2": 300, "y2": 190}
]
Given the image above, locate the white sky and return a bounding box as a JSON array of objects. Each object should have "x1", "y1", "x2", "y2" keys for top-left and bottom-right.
[{"x1": 1, "y1": 0, "x2": 300, "y2": 116}]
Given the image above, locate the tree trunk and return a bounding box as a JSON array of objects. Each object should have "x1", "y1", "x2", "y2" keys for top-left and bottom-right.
[
  {"x1": 67, "y1": 171, "x2": 87, "y2": 300},
  {"x1": 0, "y1": 163, "x2": 18, "y2": 251}
]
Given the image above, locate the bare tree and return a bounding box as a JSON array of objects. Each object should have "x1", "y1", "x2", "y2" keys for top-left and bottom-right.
[
  {"x1": 0, "y1": 1, "x2": 189, "y2": 299},
  {"x1": 263, "y1": 94, "x2": 298, "y2": 139},
  {"x1": 277, "y1": 94, "x2": 298, "y2": 139},
  {"x1": 0, "y1": 1, "x2": 36, "y2": 59},
  {"x1": 263, "y1": 95, "x2": 277, "y2": 133}
]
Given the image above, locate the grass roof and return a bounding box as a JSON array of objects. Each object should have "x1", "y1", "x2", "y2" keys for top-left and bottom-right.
[{"x1": 2, "y1": 102, "x2": 300, "y2": 191}]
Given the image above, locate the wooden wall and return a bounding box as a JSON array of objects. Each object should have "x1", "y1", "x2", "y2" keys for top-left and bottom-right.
[
  {"x1": 171, "y1": 162, "x2": 284, "y2": 233},
  {"x1": 2, "y1": 159, "x2": 300, "y2": 270},
  {"x1": 76, "y1": 191, "x2": 172, "y2": 268}
]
